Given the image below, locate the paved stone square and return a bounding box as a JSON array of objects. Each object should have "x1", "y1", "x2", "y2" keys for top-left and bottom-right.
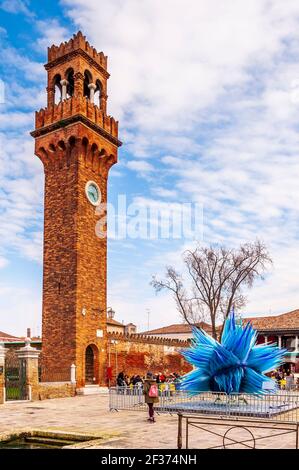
[{"x1": 0, "y1": 395, "x2": 298, "y2": 449}]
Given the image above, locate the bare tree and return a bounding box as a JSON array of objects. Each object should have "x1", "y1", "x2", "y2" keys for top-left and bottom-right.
[{"x1": 151, "y1": 240, "x2": 272, "y2": 340}]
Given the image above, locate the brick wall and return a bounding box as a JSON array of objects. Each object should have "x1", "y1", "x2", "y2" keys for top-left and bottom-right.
[
  {"x1": 107, "y1": 334, "x2": 192, "y2": 383},
  {"x1": 35, "y1": 382, "x2": 76, "y2": 400}
]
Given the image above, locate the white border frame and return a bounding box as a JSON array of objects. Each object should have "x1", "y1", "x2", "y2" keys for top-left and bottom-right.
[{"x1": 85, "y1": 180, "x2": 101, "y2": 206}]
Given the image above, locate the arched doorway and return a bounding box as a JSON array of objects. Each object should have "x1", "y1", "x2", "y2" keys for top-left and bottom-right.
[{"x1": 85, "y1": 344, "x2": 99, "y2": 385}]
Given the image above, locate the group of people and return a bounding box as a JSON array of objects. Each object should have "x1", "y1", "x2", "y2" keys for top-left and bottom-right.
[
  {"x1": 116, "y1": 370, "x2": 182, "y2": 423},
  {"x1": 270, "y1": 370, "x2": 299, "y2": 390},
  {"x1": 116, "y1": 372, "x2": 143, "y2": 388},
  {"x1": 116, "y1": 371, "x2": 181, "y2": 389}
]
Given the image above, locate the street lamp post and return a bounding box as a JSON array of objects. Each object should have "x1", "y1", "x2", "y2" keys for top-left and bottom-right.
[{"x1": 107, "y1": 307, "x2": 116, "y2": 388}]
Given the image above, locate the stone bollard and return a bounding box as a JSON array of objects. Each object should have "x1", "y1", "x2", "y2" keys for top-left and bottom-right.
[
  {"x1": 70, "y1": 364, "x2": 76, "y2": 384},
  {"x1": 0, "y1": 342, "x2": 6, "y2": 404},
  {"x1": 16, "y1": 338, "x2": 40, "y2": 401}
]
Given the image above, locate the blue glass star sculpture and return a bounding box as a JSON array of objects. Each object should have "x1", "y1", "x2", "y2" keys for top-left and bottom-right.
[{"x1": 180, "y1": 311, "x2": 286, "y2": 394}]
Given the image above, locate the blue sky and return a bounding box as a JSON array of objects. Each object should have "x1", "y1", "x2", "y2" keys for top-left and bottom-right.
[{"x1": 2, "y1": 0, "x2": 299, "y2": 336}]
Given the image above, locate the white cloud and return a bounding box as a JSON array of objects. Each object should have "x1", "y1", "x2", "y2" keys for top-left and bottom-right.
[
  {"x1": 0, "y1": 111, "x2": 33, "y2": 129},
  {"x1": 59, "y1": 0, "x2": 299, "y2": 321},
  {"x1": 0, "y1": 256, "x2": 8, "y2": 269},
  {"x1": 151, "y1": 187, "x2": 178, "y2": 199},
  {"x1": 0, "y1": 132, "x2": 44, "y2": 264},
  {"x1": 0, "y1": 46, "x2": 44, "y2": 82},
  {"x1": 3, "y1": 1, "x2": 299, "y2": 334},
  {"x1": 61, "y1": 0, "x2": 299, "y2": 130},
  {"x1": 110, "y1": 290, "x2": 182, "y2": 333},
  {"x1": 127, "y1": 160, "x2": 154, "y2": 173},
  {"x1": 34, "y1": 19, "x2": 71, "y2": 52},
  {"x1": 0, "y1": 282, "x2": 41, "y2": 336},
  {"x1": 0, "y1": 0, "x2": 32, "y2": 17}
]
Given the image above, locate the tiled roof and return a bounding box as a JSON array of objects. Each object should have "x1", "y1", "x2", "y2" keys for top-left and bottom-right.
[
  {"x1": 142, "y1": 309, "x2": 299, "y2": 336},
  {"x1": 0, "y1": 331, "x2": 22, "y2": 342},
  {"x1": 107, "y1": 319, "x2": 136, "y2": 328},
  {"x1": 141, "y1": 322, "x2": 220, "y2": 335},
  {"x1": 107, "y1": 318, "x2": 124, "y2": 327},
  {"x1": 245, "y1": 309, "x2": 299, "y2": 330},
  {"x1": 0, "y1": 331, "x2": 42, "y2": 343}
]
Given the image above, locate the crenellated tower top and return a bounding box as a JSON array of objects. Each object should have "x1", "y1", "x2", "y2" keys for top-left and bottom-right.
[
  {"x1": 31, "y1": 31, "x2": 121, "y2": 149},
  {"x1": 47, "y1": 31, "x2": 108, "y2": 70}
]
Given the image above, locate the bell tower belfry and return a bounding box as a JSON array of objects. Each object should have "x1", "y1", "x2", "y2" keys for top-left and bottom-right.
[{"x1": 31, "y1": 31, "x2": 121, "y2": 388}]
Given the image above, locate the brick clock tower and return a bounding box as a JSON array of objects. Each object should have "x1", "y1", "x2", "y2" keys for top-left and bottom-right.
[{"x1": 31, "y1": 32, "x2": 121, "y2": 388}]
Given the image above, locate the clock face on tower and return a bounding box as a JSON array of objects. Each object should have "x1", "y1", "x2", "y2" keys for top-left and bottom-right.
[{"x1": 85, "y1": 181, "x2": 101, "y2": 206}]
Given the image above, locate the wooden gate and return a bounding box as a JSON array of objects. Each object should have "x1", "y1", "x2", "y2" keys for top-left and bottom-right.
[{"x1": 5, "y1": 355, "x2": 27, "y2": 401}]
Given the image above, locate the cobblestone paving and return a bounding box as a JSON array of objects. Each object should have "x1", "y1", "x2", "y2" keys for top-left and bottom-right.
[{"x1": 0, "y1": 395, "x2": 297, "y2": 449}]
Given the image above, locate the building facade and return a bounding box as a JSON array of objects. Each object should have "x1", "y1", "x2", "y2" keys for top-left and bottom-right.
[
  {"x1": 142, "y1": 310, "x2": 299, "y2": 373},
  {"x1": 245, "y1": 310, "x2": 299, "y2": 373},
  {"x1": 141, "y1": 322, "x2": 221, "y2": 341}
]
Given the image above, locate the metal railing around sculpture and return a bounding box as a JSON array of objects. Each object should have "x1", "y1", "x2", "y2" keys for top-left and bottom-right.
[{"x1": 109, "y1": 387, "x2": 299, "y2": 423}]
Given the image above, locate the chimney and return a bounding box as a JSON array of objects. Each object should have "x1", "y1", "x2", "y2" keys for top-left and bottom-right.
[{"x1": 27, "y1": 328, "x2": 31, "y2": 338}]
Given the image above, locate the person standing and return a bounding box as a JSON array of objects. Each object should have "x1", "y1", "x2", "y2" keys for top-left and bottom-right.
[
  {"x1": 117, "y1": 371, "x2": 126, "y2": 387},
  {"x1": 116, "y1": 372, "x2": 126, "y2": 394},
  {"x1": 286, "y1": 371, "x2": 294, "y2": 391},
  {"x1": 143, "y1": 371, "x2": 159, "y2": 423}
]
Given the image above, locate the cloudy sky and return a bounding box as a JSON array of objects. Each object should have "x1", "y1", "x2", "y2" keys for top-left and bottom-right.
[{"x1": 1, "y1": 0, "x2": 299, "y2": 336}]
